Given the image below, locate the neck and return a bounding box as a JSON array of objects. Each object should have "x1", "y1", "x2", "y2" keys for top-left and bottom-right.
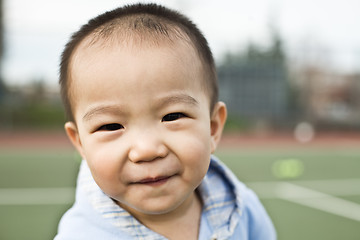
[{"x1": 120, "y1": 191, "x2": 202, "y2": 240}]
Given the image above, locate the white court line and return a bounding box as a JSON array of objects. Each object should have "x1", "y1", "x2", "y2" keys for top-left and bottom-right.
[
  {"x1": 248, "y1": 180, "x2": 360, "y2": 222},
  {"x1": 1, "y1": 178, "x2": 360, "y2": 223},
  {"x1": 292, "y1": 178, "x2": 360, "y2": 196},
  {"x1": 248, "y1": 178, "x2": 360, "y2": 198},
  {"x1": 0, "y1": 187, "x2": 75, "y2": 205}
]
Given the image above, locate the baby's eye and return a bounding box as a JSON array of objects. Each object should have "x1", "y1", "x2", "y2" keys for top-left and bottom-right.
[
  {"x1": 162, "y1": 112, "x2": 186, "y2": 122},
  {"x1": 97, "y1": 123, "x2": 124, "y2": 131}
]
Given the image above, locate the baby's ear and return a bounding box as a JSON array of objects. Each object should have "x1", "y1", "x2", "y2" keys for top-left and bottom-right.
[
  {"x1": 64, "y1": 121, "x2": 85, "y2": 158},
  {"x1": 210, "y1": 101, "x2": 227, "y2": 153}
]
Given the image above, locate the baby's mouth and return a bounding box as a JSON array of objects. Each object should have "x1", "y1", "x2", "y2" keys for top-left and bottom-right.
[{"x1": 136, "y1": 176, "x2": 172, "y2": 186}]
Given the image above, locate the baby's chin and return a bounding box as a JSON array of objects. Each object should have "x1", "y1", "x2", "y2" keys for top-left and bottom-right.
[
  {"x1": 115, "y1": 191, "x2": 197, "y2": 217},
  {"x1": 116, "y1": 197, "x2": 183, "y2": 216}
]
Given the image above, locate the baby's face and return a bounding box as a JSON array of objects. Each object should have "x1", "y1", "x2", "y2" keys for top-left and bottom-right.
[{"x1": 66, "y1": 39, "x2": 221, "y2": 216}]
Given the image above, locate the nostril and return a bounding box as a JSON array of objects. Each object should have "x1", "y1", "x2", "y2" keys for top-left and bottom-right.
[
  {"x1": 127, "y1": 130, "x2": 168, "y2": 163},
  {"x1": 128, "y1": 144, "x2": 168, "y2": 163}
]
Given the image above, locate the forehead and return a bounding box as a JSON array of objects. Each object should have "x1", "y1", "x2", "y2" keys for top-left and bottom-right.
[
  {"x1": 68, "y1": 34, "x2": 208, "y2": 115},
  {"x1": 70, "y1": 32, "x2": 204, "y2": 81},
  {"x1": 69, "y1": 26, "x2": 205, "y2": 80}
]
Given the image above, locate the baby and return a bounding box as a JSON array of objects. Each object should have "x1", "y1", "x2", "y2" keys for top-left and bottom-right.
[{"x1": 55, "y1": 3, "x2": 276, "y2": 240}]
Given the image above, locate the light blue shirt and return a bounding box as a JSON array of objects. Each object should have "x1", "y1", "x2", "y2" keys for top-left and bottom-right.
[{"x1": 55, "y1": 156, "x2": 276, "y2": 239}]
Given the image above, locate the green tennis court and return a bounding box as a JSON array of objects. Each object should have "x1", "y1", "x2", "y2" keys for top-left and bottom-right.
[{"x1": 1, "y1": 141, "x2": 359, "y2": 240}]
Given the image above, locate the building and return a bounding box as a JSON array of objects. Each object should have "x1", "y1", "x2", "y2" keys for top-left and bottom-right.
[{"x1": 217, "y1": 36, "x2": 291, "y2": 126}]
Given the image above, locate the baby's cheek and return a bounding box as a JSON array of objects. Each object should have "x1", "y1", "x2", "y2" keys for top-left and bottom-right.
[
  {"x1": 182, "y1": 137, "x2": 211, "y2": 177},
  {"x1": 187, "y1": 128, "x2": 212, "y2": 157},
  {"x1": 86, "y1": 147, "x2": 120, "y2": 183}
]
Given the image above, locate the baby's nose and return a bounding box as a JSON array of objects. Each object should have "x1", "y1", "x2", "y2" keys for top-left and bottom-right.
[{"x1": 128, "y1": 130, "x2": 168, "y2": 163}]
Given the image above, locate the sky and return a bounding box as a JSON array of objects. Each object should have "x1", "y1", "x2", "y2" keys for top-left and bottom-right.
[{"x1": 2, "y1": 0, "x2": 360, "y2": 87}]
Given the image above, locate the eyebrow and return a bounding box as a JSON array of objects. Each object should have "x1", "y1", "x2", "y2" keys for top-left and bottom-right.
[
  {"x1": 157, "y1": 94, "x2": 199, "y2": 109},
  {"x1": 82, "y1": 105, "x2": 124, "y2": 122},
  {"x1": 82, "y1": 94, "x2": 199, "y2": 122}
]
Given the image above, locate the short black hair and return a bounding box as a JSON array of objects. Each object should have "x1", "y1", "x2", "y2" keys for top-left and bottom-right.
[{"x1": 60, "y1": 3, "x2": 218, "y2": 122}]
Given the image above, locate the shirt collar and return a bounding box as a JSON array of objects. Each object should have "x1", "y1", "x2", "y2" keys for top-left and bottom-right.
[{"x1": 197, "y1": 156, "x2": 243, "y2": 239}]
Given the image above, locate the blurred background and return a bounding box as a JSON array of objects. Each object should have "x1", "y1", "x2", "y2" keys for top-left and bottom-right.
[
  {"x1": 1, "y1": 0, "x2": 360, "y2": 133},
  {"x1": 0, "y1": 0, "x2": 359, "y2": 239}
]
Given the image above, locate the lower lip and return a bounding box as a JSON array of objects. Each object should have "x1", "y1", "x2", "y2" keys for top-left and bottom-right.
[{"x1": 139, "y1": 176, "x2": 171, "y2": 186}]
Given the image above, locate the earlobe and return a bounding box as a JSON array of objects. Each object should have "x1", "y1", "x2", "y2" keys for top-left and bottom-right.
[
  {"x1": 210, "y1": 101, "x2": 227, "y2": 153},
  {"x1": 64, "y1": 121, "x2": 85, "y2": 158}
]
